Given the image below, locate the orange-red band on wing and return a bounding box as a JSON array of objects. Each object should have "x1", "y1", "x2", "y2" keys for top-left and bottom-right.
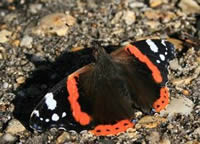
[
  {"x1": 90, "y1": 119, "x2": 134, "y2": 136},
  {"x1": 124, "y1": 44, "x2": 162, "y2": 83},
  {"x1": 153, "y1": 87, "x2": 169, "y2": 112},
  {"x1": 67, "y1": 74, "x2": 92, "y2": 125}
]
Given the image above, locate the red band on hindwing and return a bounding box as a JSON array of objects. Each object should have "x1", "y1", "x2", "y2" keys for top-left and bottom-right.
[
  {"x1": 153, "y1": 87, "x2": 169, "y2": 112},
  {"x1": 124, "y1": 44, "x2": 163, "y2": 83},
  {"x1": 90, "y1": 120, "x2": 134, "y2": 136},
  {"x1": 67, "y1": 74, "x2": 92, "y2": 125}
]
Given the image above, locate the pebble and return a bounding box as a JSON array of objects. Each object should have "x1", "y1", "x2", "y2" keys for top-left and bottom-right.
[
  {"x1": 12, "y1": 39, "x2": 20, "y2": 47},
  {"x1": 0, "y1": 133, "x2": 17, "y2": 143},
  {"x1": 5, "y1": 119, "x2": 26, "y2": 134},
  {"x1": 129, "y1": 2, "x2": 145, "y2": 8},
  {"x1": 20, "y1": 35, "x2": 33, "y2": 48},
  {"x1": 56, "y1": 132, "x2": 71, "y2": 144},
  {"x1": 193, "y1": 127, "x2": 200, "y2": 135},
  {"x1": 0, "y1": 46, "x2": 6, "y2": 60},
  {"x1": 123, "y1": 10, "x2": 136, "y2": 25},
  {"x1": 111, "y1": 10, "x2": 136, "y2": 25},
  {"x1": 178, "y1": 0, "x2": 200, "y2": 14},
  {"x1": 3, "y1": 82, "x2": 9, "y2": 89},
  {"x1": 144, "y1": 10, "x2": 176, "y2": 22},
  {"x1": 160, "y1": 138, "x2": 171, "y2": 144},
  {"x1": 169, "y1": 58, "x2": 182, "y2": 71},
  {"x1": 4, "y1": 13, "x2": 17, "y2": 23},
  {"x1": 172, "y1": 66, "x2": 200, "y2": 87},
  {"x1": 32, "y1": 13, "x2": 76, "y2": 36},
  {"x1": 29, "y1": 3, "x2": 42, "y2": 14},
  {"x1": 111, "y1": 11, "x2": 123, "y2": 24},
  {"x1": 186, "y1": 141, "x2": 200, "y2": 144},
  {"x1": 136, "y1": 116, "x2": 166, "y2": 129},
  {"x1": 16, "y1": 76, "x2": 26, "y2": 84},
  {"x1": 146, "y1": 131, "x2": 160, "y2": 143},
  {"x1": 144, "y1": 10, "x2": 160, "y2": 20},
  {"x1": 0, "y1": 30, "x2": 12, "y2": 43},
  {"x1": 160, "y1": 97, "x2": 194, "y2": 118},
  {"x1": 126, "y1": 128, "x2": 138, "y2": 139},
  {"x1": 182, "y1": 89, "x2": 190, "y2": 96},
  {"x1": 146, "y1": 21, "x2": 160, "y2": 29},
  {"x1": 149, "y1": 0, "x2": 163, "y2": 8}
]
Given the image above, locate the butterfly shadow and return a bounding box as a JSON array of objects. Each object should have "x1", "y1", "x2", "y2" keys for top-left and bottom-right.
[
  {"x1": 12, "y1": 47, "x2": 95, "y2": 130},
  {"x1": 12, "y1": 45, "x2": 119, "y2": 131}
]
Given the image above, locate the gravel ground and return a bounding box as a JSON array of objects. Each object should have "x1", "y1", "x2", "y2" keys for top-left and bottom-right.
[{"x1": 0, "y1": 0, "x2": 200, "y2": 143}]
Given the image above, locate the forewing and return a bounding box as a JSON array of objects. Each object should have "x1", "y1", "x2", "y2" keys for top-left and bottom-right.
[
  {"x1": 29, "y1": 78, "x2": 79, "y2": 132},
  {"x1": 132, "y1": 39, "x2": 175, "y2": 85}
]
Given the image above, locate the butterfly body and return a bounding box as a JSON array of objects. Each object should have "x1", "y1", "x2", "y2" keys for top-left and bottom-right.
[{"x1": 30, "y1": 39, "x2": 175, "y2": 136}]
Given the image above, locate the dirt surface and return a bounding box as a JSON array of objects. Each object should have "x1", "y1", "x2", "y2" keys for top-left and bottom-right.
[{"x1": 0, "y1": 0, "x2": 200, "y2": 143}]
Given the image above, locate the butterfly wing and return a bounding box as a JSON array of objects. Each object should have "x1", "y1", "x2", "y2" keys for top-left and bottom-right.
[
  {"x1": 131, "y1": 39, "x2": 175, "y2": 85},
  {"x1": 29, "y1": 78, "x2": 81, "y2": 132},
  {"x1": 30, "y1": 39, "x2": 175, "y2": 136}
]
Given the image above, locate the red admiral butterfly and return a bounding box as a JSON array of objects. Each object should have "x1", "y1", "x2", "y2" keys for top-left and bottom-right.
[{"x1": 29, "y1": 39, "x2": 175, "y2": 136}]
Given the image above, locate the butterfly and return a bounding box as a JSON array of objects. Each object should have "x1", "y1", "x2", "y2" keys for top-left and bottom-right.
[{"x1": 29, "y1": 39, "x2": 175, "y2": 136}]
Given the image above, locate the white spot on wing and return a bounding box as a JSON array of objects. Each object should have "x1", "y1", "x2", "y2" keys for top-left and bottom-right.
[
  {"x1": 161, "y1": 40, "x2": 166, "y2": 47},
  {"x1": 146, "y1": 39, "x2": 158, "y2": 53},
  {"x1": 40, "y1": 118, "x2": 43, "y2": 121},
  {"x1": 156, "y1": 60, "x2": 160, "y2": 63},
  {"x1": 165, "y1": 52, "x2": 168, "y2": 55},
  {"x1": 45, "y1": 119, "x2": 49, "y2": 122},
  {"x1": 52, "y1": 113, "x2": 59, "y2": 121},
  {"x1": 159, "y1": 54, "x2": 165, "y2": 61},
  {"x1": 62, "y1": 112, "x2": 67, "y2": 118},
  {"x1": 31, "y1": 110, "x2": 39, "y2": 117},
  {"x1": 45, "y1": 92, "x2": 57, "y2": 110}
]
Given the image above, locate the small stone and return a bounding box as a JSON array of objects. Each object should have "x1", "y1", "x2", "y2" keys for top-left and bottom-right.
[
  {"x1": 12, "y1": 40, "x2": 20, "y2": 47},
  {"x1": 16, "y1": 76, "x2": 26, "y2": 84},
  {"x1": 144, "y1": 10, "x2": 160, "y2": 20},
  {"x1": 0, "y1": 103, "x2": 9, "y2": 111},
  {"x1": 32, "y1": 13, "x2": 76, "y2": 36},
  {"x1": 0, "y1": 30, "x2": 12, "y2": 43},
  {"x1": 160, "y1": 97, "x2": 194, "y2": 118},
  {"x1": 56, "y1": 132, "x2": 70, "y2": 144},
  {"x1": 129, "y1": 2, "x2": 145, "y2": 8},
  {"x1": 178, "y1": 0, "x2": 200, "y2": 14},
  {"x1": 162, "y1": 12, "x2": 176, "y2": 23},
  {"x1": 185, "y1": 141, "x2": 200, "y2": 144},
  {"x1": 5, "y1": 119, "x2": 26, "y2": 134},
  {"x1": 169, "y1": 59, "x2": 182, "y2": 70},
  {"x1": 160, "y1": 138, "x2": 171, "y2": 144},
  {"x1": 146, "y1": 131, "x2": 160, "y2": 143},
  {"x1": 4, "y1": 13, "x2": 17, "y2": 23},
  {"x1": 193, "y1": 127, "x2": 200, "y2": 135},
  {"x1": 182, "y1": 89, "x2": 190, "y2": 96},
  {"x1": 20, "y1": 35, "x2": 33, "y2": 48},
  {"x1": 29, "y1": 3, "x2": 42, "y2": 14},
  {"x1": 111, "y1": 10, "x2": 136, "y2": 25},
  {"x1": 172, "y1": 66, "x2": 200, "y2": 87},
  {"x1": 123, "y1": 10, "x2": 136, "y2": 25},
  {"x1": 3, "y1": 82, "x2": 9, "y2": 89},
  {"x1": 146, "y1": 21, "x2": 160, "y2": 29},
  {"x1": 111, "y1": 11, "x2": 123, "y2": 24},
  {"x1": 149, "y1": 0, "x2": 163, "y2": 8},
  {"x1": 0, "y1": 46, "x2": 6, "y2": 59},
  {"x1": 136, "y1": 116, "x2": 166, "y2": 129},
  {"x1": 0, "y1": 133, "x2": 17, "y2": 143},
  {"x1": 126, "y1": 128, "x2": 138, "y2": 139}
]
